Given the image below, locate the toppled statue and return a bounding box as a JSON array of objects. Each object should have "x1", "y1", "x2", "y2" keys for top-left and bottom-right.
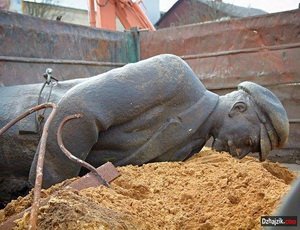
[{"x1": 0, "y1": 54, "x2": 289, "y2": 204}]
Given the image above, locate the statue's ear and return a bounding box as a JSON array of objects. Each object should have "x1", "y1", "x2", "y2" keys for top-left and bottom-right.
[{"x1": 229, "y1": 101, "x2": 247, "y2": 117}]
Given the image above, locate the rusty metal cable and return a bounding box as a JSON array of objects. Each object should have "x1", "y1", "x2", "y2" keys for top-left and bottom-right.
[
  {"x1": 0, "y1": 102, "x2": 57, "y2": 230},
  {"x1": 57, "y1": 114, "x2": 109, "y2": 187}
]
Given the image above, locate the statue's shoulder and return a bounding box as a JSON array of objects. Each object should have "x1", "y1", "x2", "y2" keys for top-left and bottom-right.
[
  {"x1": 151, "y1": 54, "x2": 205, "y2": 90},
  {"x1": 134, "y1": 54, "x2": 202, "y2": 85},
  {"x1": 64, "y1": 54, "x2": 205, "y2": 99}
]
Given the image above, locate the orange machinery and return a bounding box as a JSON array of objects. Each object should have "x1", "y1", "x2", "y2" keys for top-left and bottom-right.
[{"x1": 88, "y1": 0, "x2": 155, "y2": 31}]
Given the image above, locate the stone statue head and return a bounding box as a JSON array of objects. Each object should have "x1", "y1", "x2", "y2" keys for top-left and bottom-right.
[{"x1": 211, "y1": 81, "x2": 289, "y2": 161}]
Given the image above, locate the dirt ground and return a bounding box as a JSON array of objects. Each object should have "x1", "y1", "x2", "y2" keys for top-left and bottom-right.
[{"x1": 0, "y1": 149, "x2": 296, "y2": 230}]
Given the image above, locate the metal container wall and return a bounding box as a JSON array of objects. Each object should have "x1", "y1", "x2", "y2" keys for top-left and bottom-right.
[
  {"x1": 140, "y1": 10, "x2": 300, "y2": 163},
  {"x1": 0, "y1": 11, "x2": 138, "y2": 86}
]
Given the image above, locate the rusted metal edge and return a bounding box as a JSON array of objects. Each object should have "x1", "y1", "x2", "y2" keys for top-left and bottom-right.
[
  {"x1": 0, "y1": 162, "x2": 120, "y2": 230},
  {"x1": 2, "y1": 42, "x2": 300, "y2": 65},
  {"x1": 181, "y1": 42, "x2": 300, "y2": 60},
  {"x1": 0, "y1": 56, "x2": 126, "y2": 67},
  {"x1": 208, "y1": 82, "x2": 300, "y2": 91},
  {"x1": 57, "y1": 114, "x2": 109, "y2": 187},
  {"x1": 68, "y1": 162, "x2": 120, "y2": 191},
  {"x1": 289, "y1": 119, "x2": 300, "y2": 123}
]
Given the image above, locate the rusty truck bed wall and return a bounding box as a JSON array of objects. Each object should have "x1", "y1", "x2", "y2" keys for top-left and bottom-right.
[
  {"x1": 140, "y1": 10, "x2": 300, "y2": 163},
  {"x1": 0, "y1": 11, "x2": 138, "y2": 86},
  {"x1": 0, "y1": 10, "x2": 299, "y2": 163}
]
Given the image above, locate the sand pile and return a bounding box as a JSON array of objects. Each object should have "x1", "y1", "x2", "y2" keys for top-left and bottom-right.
[{"x1": 0, "y1": 149, "x2": 296, "y2": 229}]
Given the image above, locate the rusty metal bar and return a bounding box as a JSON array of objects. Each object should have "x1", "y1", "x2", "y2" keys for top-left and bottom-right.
[
  {"x1": 0, "y1": 162, "x2": 120, "y2": 230},
  {"x1": 29, "y1": 103, "x2": 57, "y2": 230},
  {"x1": 0, "y1": 102, "x2": 57, "y2": 230},
  {"x1": 57, "y1": 114, "x2": 109, "y2": 187},
  {"x1": 0, "y1": 56, "x2": 126, "y2": 67},
  {"x1": 181, "y1": 42, "x2": 300, "y2": 60},
  {"x1": 0, "y1": 103, "x2": 56, "y2": 136}
]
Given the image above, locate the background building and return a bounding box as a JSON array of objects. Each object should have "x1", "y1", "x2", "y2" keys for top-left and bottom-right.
[{"x1": 156, "y1": 0, "x2": 266, "y2": 29}]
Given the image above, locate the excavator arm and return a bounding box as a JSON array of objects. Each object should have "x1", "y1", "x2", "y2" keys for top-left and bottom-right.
[{"x1": 88, "y1": 0, "x2": 155, "y2": 31}]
